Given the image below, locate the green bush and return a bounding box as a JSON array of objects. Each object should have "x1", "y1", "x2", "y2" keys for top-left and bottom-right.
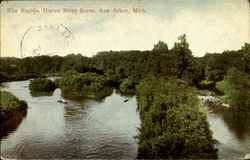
[
  {"x1": 136, "y1": 76, "x2": 218, "y2": 159},
  {"x1": 29, "y1": 78, "x2": 56, "y2": 92},
  {"x1": 119, "y1": 78, "x2": 135, "y2": 94},
  {"x1": 216, "y1": 68, "x2": 250, "y2": 111},
  {"x1": 57, "y1": 71, "x2": 113, "y2": 99}
]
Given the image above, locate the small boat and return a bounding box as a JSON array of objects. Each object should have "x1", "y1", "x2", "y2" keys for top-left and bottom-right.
[
  {"x1": 244, "y1": 153, "x2": 250, "y2": 159},
  {"x1": 124, "y1": 99, "x2": 128, "y2": 102},
  {"x1": 57, "y1": 99, "x2": 68, "y2": 104}
]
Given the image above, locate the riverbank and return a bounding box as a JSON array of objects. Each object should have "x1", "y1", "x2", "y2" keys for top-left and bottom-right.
[
  {"x1": 1, "y1": 80, "x2": 140, "y2": 159},
  {"x1": 0, "y1": 91, "x2": 28, "y2": 138},
  {"x1": 0, "y1": 91, "x2": 28, "y2": 122},
  {"x1": 197, "y1": 88, "x2": 250, "y2": 159}
]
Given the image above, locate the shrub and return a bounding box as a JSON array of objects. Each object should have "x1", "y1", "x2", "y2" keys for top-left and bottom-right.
[
  {"x1": 216, "y1": 68, "x2": 250, "y2": 111},
  {"x1": 29, "y1": 78, "x2": 56, "y2": 92},
  {"x1": 119, "y1": 78, "x2": 135, "y2": 94},
  {"x1": 136, "y1": 76, "x2": 218, "y2": 159},
  {"x1": 57, "y1": 71, "x2": 113, "y2": 99}
]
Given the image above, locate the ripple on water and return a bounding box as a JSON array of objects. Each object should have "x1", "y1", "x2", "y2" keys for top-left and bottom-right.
[{"x1": 1, "y1": 80, "x2": 140, "y2": 159}]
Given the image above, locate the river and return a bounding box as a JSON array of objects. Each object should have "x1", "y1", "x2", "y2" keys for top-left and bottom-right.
[
  {"x1": 205, "y1": 101, "x2": 250, "y2": 159},
  {"x1": 1, "y1": 80, "x2": 249, "y2": 159},
  {"x1": 1, "y1": 79, "x2": 140, "y2": 159}
]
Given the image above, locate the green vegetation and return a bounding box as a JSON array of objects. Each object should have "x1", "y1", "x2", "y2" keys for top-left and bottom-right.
[
  {"x1": 57, "y1": 71, "x2": 113, "y2": 99},
  {"x1": 0, "y1": 91, "x2": 28, "y2": 122},
  {"x1": 119, "y1": 78, "x2": 135, "y2": 94},
  {"x1": 200, "y1": 43, "x2": 249, "y2": 82},
  {"x1": 216, "y1": 68, "x2": 250, "y2": 111},
  {"x1": 29, "y1": 78, "x2": 56, "y2": 92},
  {"x1": 0, "y1": 91, "x2": 28, "y2": 138},
  {"x1": 1, "y1": 34, "x2": 248, "y2": 158},
  {"x1": 198, "y1": 43, "x2": 249, "y2": 111},
  {"x1": 216, "y1": 80, "x2": 231, "y2": 103},
  {"x1": 198, "y1": 80, "x2": 215, "y2": 88},
  {"x1": 0, "y1": 34, "x2": 203, "y2": 87},
  {"x1": 136, "y1": 77, "x2": 217, "y2": 159}
]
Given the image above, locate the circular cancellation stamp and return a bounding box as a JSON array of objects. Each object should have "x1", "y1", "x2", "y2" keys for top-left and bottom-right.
[{"x1": 20, "y1": 24, "x2": 74, "y2": 57}]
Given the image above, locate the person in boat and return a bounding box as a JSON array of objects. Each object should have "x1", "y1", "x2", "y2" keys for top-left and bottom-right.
[{"x1": 58, "y1": 97, "x2": 67, "y2": 103}]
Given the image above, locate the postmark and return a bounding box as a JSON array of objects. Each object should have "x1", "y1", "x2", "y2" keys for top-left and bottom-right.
[{"x1": 20, "y1": 24, "x2": 74, "y2": 57}]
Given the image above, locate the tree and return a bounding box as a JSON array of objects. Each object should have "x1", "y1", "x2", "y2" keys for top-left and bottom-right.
[
  {"x1": 223, "y1": 68, "x2": 250, "y2": 111},
  {"x1": 171, "y1": 34, "x2": 196, "y2": 84},
  {"x1": 152, "y1": 40, "x2": 169, "y2": 53},
  {"x1": 136, "y1": 76, "x2": 218, "y2": 159}
]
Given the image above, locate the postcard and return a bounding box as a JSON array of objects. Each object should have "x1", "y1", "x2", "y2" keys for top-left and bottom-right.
[{"x1": 1, "y1": 0, "x2": 249, "y2": 159}]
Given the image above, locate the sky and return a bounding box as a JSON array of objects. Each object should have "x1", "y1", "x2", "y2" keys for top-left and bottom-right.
[{"x1": 1, "y1": 0, "x2": 249, "y2": 58}]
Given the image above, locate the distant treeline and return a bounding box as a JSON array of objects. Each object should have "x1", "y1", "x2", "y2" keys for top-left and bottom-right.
[
  {"x1": 1, "y1": 34, "x2": 249, "y2": 158},
  {"x1": 1, "y1": 39, "x2": 248, "y2": 86},
  {"x1": 199, "y1": 44, "x2": 249, "y2": 82}
]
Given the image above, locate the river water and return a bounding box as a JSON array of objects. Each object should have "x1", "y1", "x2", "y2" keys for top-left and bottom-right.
[
  {"x1": 206, "y1": 102, "x2": 250, "y2": 159},
  {"x1": 1, "y1": 80, "x2": 249, "y2": 159},
  {"x1": 1, "y1": 79, "x2": 140, "y2": 159}
]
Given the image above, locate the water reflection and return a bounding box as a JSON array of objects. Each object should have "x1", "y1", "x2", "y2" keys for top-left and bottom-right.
[
  {"x1": 206, "y1": 102, "x2": 250, "y2": 159},
  {"x1": 206, "y1": 102, "x2": 250, "y2": 141},
  {"x1": 1, "y1": 80, "x2": 140, "y2": 159},
  {"x1": 30, "y1": 91, "x2": 54, "y2": 97},
  {"x1": 0, "y1": 111, "x2": 27, "y2": 138}
]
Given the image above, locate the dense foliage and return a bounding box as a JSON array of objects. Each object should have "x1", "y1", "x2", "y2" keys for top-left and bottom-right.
[
  {"x1": 200, "y1": 43, "x2": 249, "y2": 82},
  {"x1": 29, "y1": 78, "x2": 56, "y2": 92},
  {"x1": 0, "y1": 34, "x2": 203, "y2": 87},
  {"x1": 136, "y1": 76, "x2": 218, "y2": 159},
  {"x1": 57, "y1": 71, "x2": 113, "y2": 99},
  {"x1": 1, "y1": 34, "x2": 248, "y2": 158},
  {"x1": 198, "y1": 43, "x2": 250, "y2": 111},
  {"x1": 0, "y1": 91, "x2": 28, "y2": 122},
  {"x1": 216, "y1": 68, "x2": 250, "y2": 111},
  {"x1": 119, "y1": 78, "x2": 135, "y2": 94}
]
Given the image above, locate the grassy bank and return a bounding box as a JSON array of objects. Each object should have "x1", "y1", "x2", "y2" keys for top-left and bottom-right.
[
  {"x1": 215, "y1": 68, "x2": 250, "y2": 111},
  {"x1": 0, "y1": 91, "x2": 28, "y2": 123},
  {"x1": 215, "y1": 80, "x2": 231, "y2": 104}
]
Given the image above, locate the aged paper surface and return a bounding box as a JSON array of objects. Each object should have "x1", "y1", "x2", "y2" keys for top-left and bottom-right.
[
  {"x1": 1, "y1": 0, "x2": 249, "y2": 57},
  {"x1": 0, "y1": 0, "x2": 249, "y2": 159}
]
